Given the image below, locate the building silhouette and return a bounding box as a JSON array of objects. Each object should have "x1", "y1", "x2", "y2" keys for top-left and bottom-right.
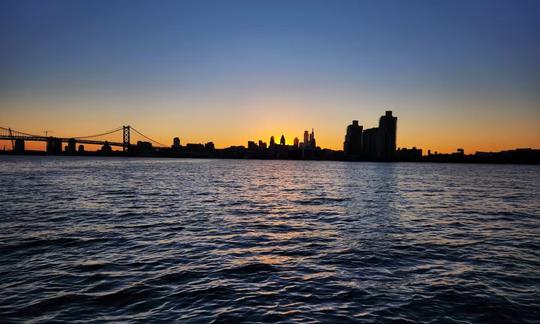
[
  {"x1": 269, "y1": 136, "x2": 275, "y2": 148},
  {"x1": 377, "y1": 110, "x2": 397, "y2": 159},
  {"x1": 303, "y1": 131, "x2": 309, "y2": 147},
  {"x1": 280, "y1": 135, "x2": 286, "y2": 146},
  {"x1": 293, "y1": 137, "x2": 299, "y2": 148},
  {"x1": 100, "y1": 141, "x2": 112, "y2": 153},
  {"x1": 205, "y1": 142, "x2": 215, "y2": 150},
  {"x1": 309, "y1": 129, "x2": 316, "y2": 148},
  {"x1": 248, "y1": 141, "x2": 258, "y2": 150},
  {"x1": 345, "y1": 110, "x2": 398, "y2": 160},
  {"x1": 172, "y1": 137, "x2": 181, "y2": 151},
  {"x1": 362, "y1": 128, "x2": 378, "y2": 158},
  {"x1": 344, "y1": 120, "x2": 363, "y2": 157}
]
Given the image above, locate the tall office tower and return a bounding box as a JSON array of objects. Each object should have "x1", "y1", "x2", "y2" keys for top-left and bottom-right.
[
  {"x1": 362, "y1": 127, "x2": 379, "y2": 159},
  {"x1": 280, "y1": 135, "x2": 286, "y2": 146},
  {"x1": 309, "y1": 129, "x2": 316, "y2": 148},
  {"x1": 269, "y1": 136, "x2": 275, "y2": 148},
  {"x1": 377, "y1": 110, "x2": 397, "y2": 159},
  {"x1": 344, "y1": 120, "x2": 363, "y2": 156},
  {"x1": 303, "y1": 130, "x2": 309, "y2": 147},
  {"x1": 293, "y1": 137, "x2": 299, "y2": 148}
]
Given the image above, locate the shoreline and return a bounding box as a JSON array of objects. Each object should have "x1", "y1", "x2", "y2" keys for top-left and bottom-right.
[{"x1": 1, "y1": 150, "x2": 539, "y2": 165}]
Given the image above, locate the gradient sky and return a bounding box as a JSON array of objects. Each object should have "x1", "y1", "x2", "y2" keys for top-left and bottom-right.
[{"x1": 1, "y1": 0, "x2": 539, "y2": 152}]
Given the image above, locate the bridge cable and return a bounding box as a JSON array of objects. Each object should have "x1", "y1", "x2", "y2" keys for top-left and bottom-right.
[
  {"x1": 73, "y1": 127, "x2": 123, "y2": 139},
  {"x1": 130, "y1": 127, "x2": 168, "y2": 148}
]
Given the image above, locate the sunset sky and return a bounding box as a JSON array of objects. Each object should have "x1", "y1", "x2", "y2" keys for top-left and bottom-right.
[{"x1": 1, "y1": 0, "x2": 539, "y2": 153}]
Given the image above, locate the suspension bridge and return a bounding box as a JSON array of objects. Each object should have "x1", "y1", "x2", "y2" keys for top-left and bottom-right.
[{"x1": 0, "y1": 125, "x2": 168, "y2": 153}]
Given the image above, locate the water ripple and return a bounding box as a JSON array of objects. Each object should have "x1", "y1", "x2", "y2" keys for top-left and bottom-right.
[{"x1": 0, "y1": 157, "x2": 539, "y2": 323}]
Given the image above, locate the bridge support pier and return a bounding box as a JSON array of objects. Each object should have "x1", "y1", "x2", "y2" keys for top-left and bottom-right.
[
  {"x1": 46, "y1": 138, "x2": 62, "y2": 154},
  {"x1": 65, "y1": 138, "x2": 76, "y2": 154},
  {"x1": 14, "y1": 139, "x2": 25, "y2": 153}
]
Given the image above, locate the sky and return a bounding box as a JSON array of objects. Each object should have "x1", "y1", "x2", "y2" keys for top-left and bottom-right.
[{"x1": 1, "y1": 0, "x2": 539, "y2": 152}]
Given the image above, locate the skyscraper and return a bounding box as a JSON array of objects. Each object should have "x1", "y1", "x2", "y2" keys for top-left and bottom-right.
[
  {"x1": 344, "y1": 120, "x2": 363, "y2": 156},
  {"x1": 293, "y1": 137, "x2": 299, "y2": 148},
  {"x1": 309, "y1": 129, "x2": 316, "y2": 148},
  {"x1": 303, "y1": 130, "x2": 309, "y2": 147},
  {"x1": 362, "y1": 127, "x2": 378, "y2": 158},
  {"x1": 269, "y1": 136, "x2": 275, "y2": 148},
  {"x1": 377, "y1": 110, "x2": 397, "y2": 159},
  {"x1": 280, "y1": 134, "x2": 286, "y2": 146}
]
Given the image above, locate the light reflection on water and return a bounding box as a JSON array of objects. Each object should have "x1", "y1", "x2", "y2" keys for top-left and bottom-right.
[{"x1": 0, "y1": 156, "x2": 539, "y2": 323}]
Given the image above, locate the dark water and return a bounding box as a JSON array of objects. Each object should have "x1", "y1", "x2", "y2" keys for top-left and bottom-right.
[{"x1": 1, "y1": 156, "x2": 539, "y2": 323}]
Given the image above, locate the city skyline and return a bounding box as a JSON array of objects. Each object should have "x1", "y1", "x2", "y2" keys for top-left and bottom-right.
[{"x1": 1, "y1": 0, "x2": 540, "y2": 152}]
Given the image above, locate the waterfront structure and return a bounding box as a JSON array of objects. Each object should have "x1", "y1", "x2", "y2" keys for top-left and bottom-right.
[
  {"x1": 397, "y1": 147, "x2": 422, "y2": 160},
  {"x1": 377, "y1": 111, "x2": 397, "y2": 159},
  {"x1": 137, "y1": 141, "x2": 153, "y2": 153},
  {"x1": 14, "y1": 139, "x2": 24, "y2": 153},
  {"x1": 309, "y1": 129, "x2": 316, "y2": 148},
  {"x1": 66, "y1": 138, "x2": 76, "y2": 153},
  {"x1": 100, "y1": 142, "x2": 112, "y2": 153},
  {"x1": 362, "y1": 128, "x2": 378, "y2": 158},
  {"x1": 248, "y1": 141, "x2": 258, "y2": 150},
  {"x1": 344, "y1": 120, "x2": 363, "y2": 157},
  {"x1": 46, "y1": 137, "x2": 62, "y2": 154},
  {"x1": 293, "y1": 137, "x2": 299, "y2": 148},
  {"x1": 172, "y1": 137, "x2": 181, "y2": 151},
  {"x1": 205, "y1": 142, "x2": 215, "y2": 150},
  {"x1": 345, "y1": 111, "x2": 398, "y2": 160}
]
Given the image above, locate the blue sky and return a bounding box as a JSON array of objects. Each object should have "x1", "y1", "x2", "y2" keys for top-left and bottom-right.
[{"x1": 1, "y1": 0, "x2": 539, "y2": 151}]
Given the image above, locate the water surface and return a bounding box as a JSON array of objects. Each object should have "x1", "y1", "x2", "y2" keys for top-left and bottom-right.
[{"x1": 1, "y1": 156, "x2": 539, "y2": 322}]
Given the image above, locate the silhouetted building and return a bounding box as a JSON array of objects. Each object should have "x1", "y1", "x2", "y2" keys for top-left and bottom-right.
[
  {"x1": 258, "y1": 140, "x2": 267, "y2": 149},
  {"x1": 205, "y1": 142, "x2": 215, "y2": 150},
  {"x1": 269, "y1": 136, "x2": 275, "y2": 148},
  {"x1": 78, "y1": 145, "x2": 85, "y2": 153},
  {"x1": 362, "y1": 128, "x2": 378, "y2": 158},
  {"x1": 137, "y1": 141, "x2": 153, "y2": 153},
  {"x1": 280, "y1": 135, "x2": 286, "y2": 146},
  {"x1": 293, "y1": 137, "x2": 299, "y2": 148},
  {"x1": 303, "y1": 131, "x2": 309, "y2": 147},
  {"x1": 377, "y1": 110, "x2": 397, "y2": 159},
  {"x1": 309, "y1": 129, "x2": 316, "y2": 148},
  {"x1": 100, "y1": 141, "x2": 112, "y2": 153},
  {"x1": 344, "y1": 120, "x2": 363, "y2": 157},
  {"x1": 186, "y1": 143, "x2": 204, "y2": 151},
  {"x1": 172, "y1": 137, "x2": 181, "y2": 151},
  {"x1": 397, "y1": 147, "x2": 422, "y2": 160},
  {"x1": 248, "y1": 141, "x2": 258, "y2": 150}
]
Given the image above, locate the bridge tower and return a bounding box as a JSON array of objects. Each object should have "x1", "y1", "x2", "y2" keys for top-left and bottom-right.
[
  {"x1": 8, "y1": 128, "x2": 14, "y2": 150},
  {"x1": 123, "y1": 125, "x2": 130, "y2": 152}
]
